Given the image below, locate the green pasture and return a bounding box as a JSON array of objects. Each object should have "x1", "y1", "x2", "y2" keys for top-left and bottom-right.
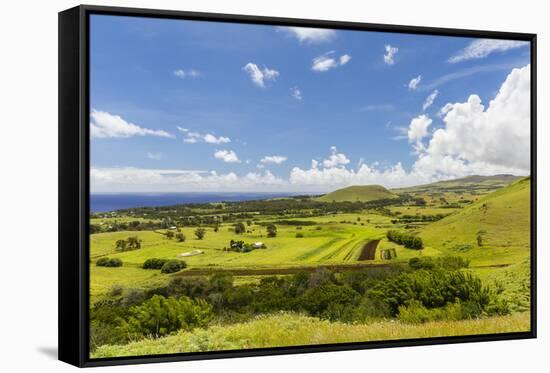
[
  {"x1": 89, "y1": 212, "x2": 431, "y2": 298},
  {"x1": 419, "y1": 177, "x2": 530, "y2": 266},
  {"x1": 90, "y1": 177, "x2": 531, "y2": 300}
]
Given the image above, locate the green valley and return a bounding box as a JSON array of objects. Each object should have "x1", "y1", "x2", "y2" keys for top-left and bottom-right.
[{"x1": 89, "y1": 175, "x2": 532, "y2": 357}]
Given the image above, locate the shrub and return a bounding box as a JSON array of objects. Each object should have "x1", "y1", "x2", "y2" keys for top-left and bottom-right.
[
  {"x1": 299, "y1": 284, "x2": 359, "y2": 321},
  {"x1": 386, "y1": 230, "x2": 423, "y2": 249},
  {"x1": 165, "y1": 277, "x2": 210, "y2": 299},
  {"x1": 143, "y1": 258, "x2": 169, "y2": 270},
  {"x1": 353, "y1": 297, "x2": 392, "y2": 322},
  {"x1": 175, "y1": 233, "x2": 186, "y2": 242},
  {"x1": 125, "y1": 295, "x2": 213, "y2": 338},
  {"x1": 234, "y1": 222, "x2": 246, "y2": 234},
  {"x1": 194, "y1": 228, "x2": 206, "y2": 240},
  {"x1": 161, "y1": 260, "x2": 187, "y2": 274},
  {"x1": 115, "y1": 236, "x2": 142, "y2": 251},
  {"x1": 367, "y1": 270, "x2": 491, "y2": 316},
  {"x1": 96, "y1": 257, "x2": 122, "y2": 267},
  {"x1": 266, "y1": 224, "x2": 277, "y2": 237},
  {"x1": 296, "y1": 232, "x2": 304, "y2": 238}
]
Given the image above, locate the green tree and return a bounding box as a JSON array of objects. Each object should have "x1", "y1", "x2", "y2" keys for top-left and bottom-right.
[
  {"x1": 143, "y1": 258, "x2": 168, "y2": 269},
  {"x1": 115, "y1": 239, "x2": 127, "y2": 251},
  {"x1": 126, "y1": 236, "x2": 142, "y2": 249},
  {"x1": 266, "y1": 224, "x2": 277, "y2": 238},
  {"x1": 175, "y1": 232, "x2": 186, "y2": 242},
  {"x1": 194, "y1": 228, "x2": 206, "y2": 240},
  {"x1": 125, "y1": 295, "x2": 212, "y2": 338},
  {"x1": 161, "y1": 260, "x2": 187, "y2": 274},
  {"x1": 234, "y1": 222, "x2": 246, "y2": 234}
]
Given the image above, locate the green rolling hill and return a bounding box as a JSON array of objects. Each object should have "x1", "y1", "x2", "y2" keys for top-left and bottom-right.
[
  {"x1": 419, "y1": 176, "x2": 531, "y2": 265},
  {"x1": 317, "y1": 185, "x2": 397, "y2": 203}
]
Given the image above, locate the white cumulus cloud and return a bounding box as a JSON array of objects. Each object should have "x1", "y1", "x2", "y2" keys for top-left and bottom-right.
[
  {"x1": 312, "y1": 51, "x2": 351, "y2": 72},
  {"x1": 243, "y1": 63, "x2": 279, "y2": 88},
  {"x1": 174, "y1": 68, "x2": 201, "y2": 79},
  {"x1": 204, "y1": 133, "x2": 231, "y2": 144},
  {"x1": 423, "y1": 89, "x2": 439, "y2": 111},
  {"x1": 407, "y1": 114, "x2": 433, "y2": 144},
  {"x1": 322, "y1": 146, "x2": 350, "y2": 168},
  {"x1": 339, "y1": 54, "x2": 352, "y2": 65},
  {"x1": 277, "y1": 27, "x2": 336, "y2": 43},
  {"x1": 178, "y1": 127, "x2": 231, "y2": 144},
  {"x1": 214, "y1": 149, "x2": 241, "y2": 163},
  {"x1": 260, "y1": 155, "x2": 288, "y2": 164},
  {"x1": 290, "y1": 87, "x2": 302, "y2": 100},
  {"x1": 412, "y1": 64, "x2": 531, "y2": 178},
  {"x1": 408, "y1": 75, "x2": 422, "y2": 90},
  {"x1": 90, "y1": 110, "x2": 174, "y2": 139},
  {"x1": 288, "y1": 65, "x2": 530, "y2": 191},
  {"x1": 383, "y1": 45, "x2": 398, "y2": 65},
  {"x1": 448, "y1": 39, "x2": 529, "y2": 63}
]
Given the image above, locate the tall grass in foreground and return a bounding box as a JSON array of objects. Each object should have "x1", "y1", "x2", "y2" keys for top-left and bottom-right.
[{"x1": 93, "y1": 312, "x2": 530, "y2": 358}]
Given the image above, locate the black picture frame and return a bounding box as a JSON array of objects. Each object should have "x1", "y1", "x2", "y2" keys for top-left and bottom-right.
[{"x1": 59, "y1": 4, "x2": 537, "y2": 367}]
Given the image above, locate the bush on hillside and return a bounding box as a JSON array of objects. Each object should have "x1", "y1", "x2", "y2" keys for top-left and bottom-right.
[
  {"x1": 161, "y1": 260, "x2": 187, "y2": 274},
  {"x1": 96, "y1": 257, "x2": 123, "y2": 267},
  {"x1": 125, "y1": 295, "x2": 213, "y2": 338},
  {"x1": 143, "y1": 258, "x2": 169, "y2": 270},
  {"x1": 386, "y1": 230, "x2": 423, "y2": 249}
]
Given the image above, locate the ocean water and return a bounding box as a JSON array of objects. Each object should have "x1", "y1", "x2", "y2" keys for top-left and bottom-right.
[{"x1": 90, "y1": 192, "x2": 296, "y2": 213}]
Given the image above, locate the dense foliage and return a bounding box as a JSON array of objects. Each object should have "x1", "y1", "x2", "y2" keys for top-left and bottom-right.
[
  {"x1": 194, "y1": 228, "x2": 206, "y2": 240},
  {"x1": 234, "y1": 222, "x2": 246, "y2": 234},
  {"x1": 160, "y1": 260, "x2": 187, "y2": 274},
  {"x1": 266, "y1": 224, "x2": 277, "y2": 237},
  {"x1": 96, "y1": 257, "x2": 123, "y2": 267},
  {"x1": 386, "y1": 230, "x2": 424, "y2": 249},
  {"x1": 142, "y1": 258, "x2": 169, "y2": 270},
  {"x1": 90, "y1": 259, "x2": 509, "y2": 351},
  {"x1": 115, "y1": 236, "x2": 141, "y2": 251},
  {"x1": 125, "y1": 295, "x2": 212, "y2": 338}
]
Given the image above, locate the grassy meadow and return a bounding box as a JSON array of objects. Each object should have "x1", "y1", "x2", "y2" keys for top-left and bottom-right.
[
  {"x1": 89, "y1": 175, "x2": 532, "y2": 357},
  {"x1": 93, "y1": 312, "x2": 530, "y2": 358}
]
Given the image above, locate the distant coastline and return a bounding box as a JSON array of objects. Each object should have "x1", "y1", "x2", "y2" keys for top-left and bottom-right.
[{"x1": 90, "y1": 192, "x2": 300, "y2": 213}]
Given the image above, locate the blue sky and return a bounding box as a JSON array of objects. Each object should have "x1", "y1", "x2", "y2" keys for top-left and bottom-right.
[{"x1": 90, "y1": 15, "x2": 531, "y2": 193}]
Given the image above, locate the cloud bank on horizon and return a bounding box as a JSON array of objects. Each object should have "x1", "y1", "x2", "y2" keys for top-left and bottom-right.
[{"x1": 89, "y1": 15, "x2": 531, "y2": 193}]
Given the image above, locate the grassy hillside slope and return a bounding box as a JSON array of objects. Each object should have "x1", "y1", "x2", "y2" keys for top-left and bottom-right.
[
  {"x1": 93, "y1": 312, "x2": 530, "y2": 358},
  {"x1": 419, "y1": 177, "x2": 531, "y2": 266},
  {"x1": 317, "y1": 185, "x2": 396, "y2": 202},
  {"x1": 393, "y1": 174, "x2": 521, "y2": 194}
]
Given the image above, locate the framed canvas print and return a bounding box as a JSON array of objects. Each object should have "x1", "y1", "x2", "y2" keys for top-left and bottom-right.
[{"x1": 58, "y1": 5, "x2": 537, "y2": 367}]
